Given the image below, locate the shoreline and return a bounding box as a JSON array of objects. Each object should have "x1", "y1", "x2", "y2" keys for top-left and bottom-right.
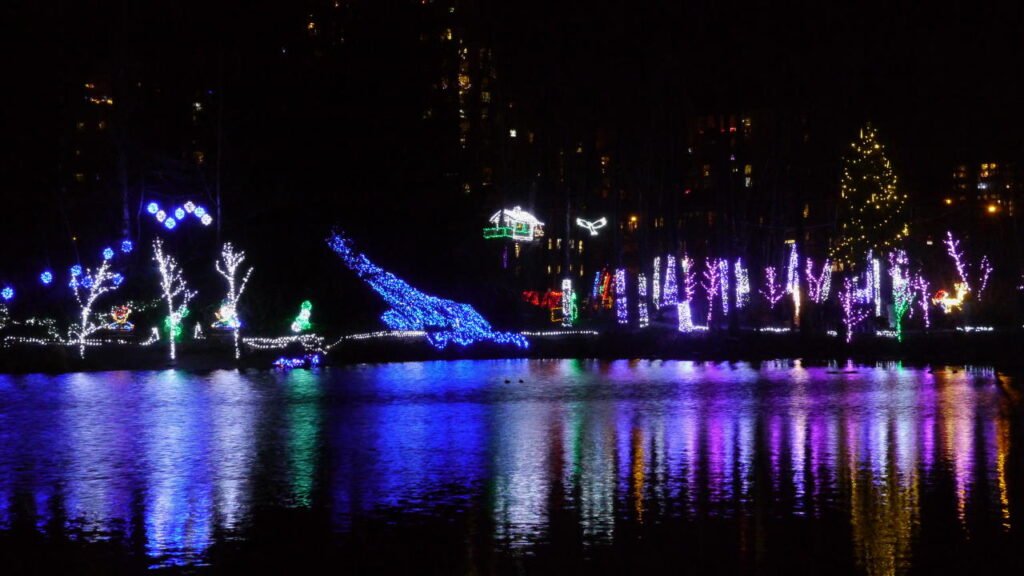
[{"x1": 2, "y1": 329, "x2": 1023, "y2": 375}]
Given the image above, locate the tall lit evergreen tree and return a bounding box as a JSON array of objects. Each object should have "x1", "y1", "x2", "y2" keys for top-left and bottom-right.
[{"x1": 831, "y1": 124, "x2": 908, "y2": 269}]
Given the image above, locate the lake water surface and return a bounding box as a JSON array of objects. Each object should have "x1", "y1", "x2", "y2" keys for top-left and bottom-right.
[{"x1": 0, "y1": 360, "x2": 1022, "y2": 574}]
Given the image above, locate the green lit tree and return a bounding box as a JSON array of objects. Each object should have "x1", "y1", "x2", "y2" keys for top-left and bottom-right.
[{"x1": 831, "y1": 124, "x2": 908, "y2": 269}]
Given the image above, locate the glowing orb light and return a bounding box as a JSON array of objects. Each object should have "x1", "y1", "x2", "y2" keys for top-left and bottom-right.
[
  {"x1": 147, "y1": 202, "x2": 160, "y2": 214},
  {"x1": 164, "y1": 217, "x2": 177, "y2": 230},
  {"x1": 174, "y1": 207, "x2": 186, "y2": 220},
  {"x1": 1, "y1": 286, "x2": 13, "y2": 301},
  {"x1": 121, "y1": 240, "x2": 134, "y2": 253},
  {"x1": 40, "y1": 271, "x2": 53, "y2": 285},
  {"x1": 102, "y1": 247, "x2": 114, "y2": 260}
]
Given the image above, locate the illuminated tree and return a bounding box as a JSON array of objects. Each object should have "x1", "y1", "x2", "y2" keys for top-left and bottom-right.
[
  {"x1": 831, "y1": 124, "x2": 908, "y2": 269},
  {"x1": 69, "y1": 250, "x2": 124, "y2": 358},
  {"x1": 153, "y1": 238, "x2": 196, "y2": 361},
  {"x1": 838, "y1": 277, "x2": 868, "y2": 343},
  {"x1": 888, "y1": 250, "x2": 913, "y2": 342},
  {"x1": 215, "y1": 243, "x2": 253, "y2": 359}
]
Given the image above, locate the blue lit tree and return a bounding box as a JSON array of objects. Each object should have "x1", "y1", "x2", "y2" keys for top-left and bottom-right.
[{"x1": 327, "y1": 233, "x2": 527, "y2": 349}]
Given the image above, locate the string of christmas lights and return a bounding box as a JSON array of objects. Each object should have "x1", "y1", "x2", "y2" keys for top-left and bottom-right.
[
  {"x1": 945, "y1": 231, "x2": 971, "y2": 292},
  {"x1": 977, "y1": 256, "x2": 993, "y2": 301}
]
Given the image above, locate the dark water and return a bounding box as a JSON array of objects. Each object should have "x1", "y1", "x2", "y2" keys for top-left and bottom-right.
[{"x1": 1, "y1": 360, "x2": 1022, "y2": 574}]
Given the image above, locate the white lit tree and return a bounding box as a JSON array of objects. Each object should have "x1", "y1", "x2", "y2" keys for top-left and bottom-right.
[
  {"x1": 838, "y1": 277, "x2": 868, "y2": 343},
  {"x1": 69, "y1": 253, "x2": 123, "y2": 358},
  {"x1": 215, "y1": 243, "x2": 253, "y2": 359},
  {"x1": 677, "y1": 254, "x2": 697, "y2": 332},
  {"x1": 153, "y1": 238, "x2": 196, "y2": 361}
]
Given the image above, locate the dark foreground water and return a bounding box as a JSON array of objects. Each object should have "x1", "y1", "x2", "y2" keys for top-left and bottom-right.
[{"x1": 0, "y1": 360, "x2": 1022, "y2": 574}]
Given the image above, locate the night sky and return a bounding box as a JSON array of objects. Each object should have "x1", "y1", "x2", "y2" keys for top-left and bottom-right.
[{"x1": 1, "y1": 1, "x2": 1022, "y2": 327}]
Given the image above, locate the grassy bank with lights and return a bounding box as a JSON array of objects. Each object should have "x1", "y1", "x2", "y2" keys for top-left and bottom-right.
[{"x1": 2, "y1": 327, "x2": 1024, "y2": 374}]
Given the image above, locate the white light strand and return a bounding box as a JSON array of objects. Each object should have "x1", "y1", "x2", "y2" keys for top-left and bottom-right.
[
  {"x1": 243, "y1": 334, "x2": 326, "y2": 352},
  {"x1": 519, "y1": 329, "x2": 599, "y2": 337}
]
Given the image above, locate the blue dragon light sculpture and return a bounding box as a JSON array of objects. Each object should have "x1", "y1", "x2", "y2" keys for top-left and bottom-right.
[{"x1": 328, "y1": 233, "x2": 528, "y2": 349}]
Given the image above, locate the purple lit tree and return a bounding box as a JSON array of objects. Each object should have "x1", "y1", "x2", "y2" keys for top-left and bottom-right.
[
  {"x1": 838, "y1": 277, "x2": 868, "y2": 343},
  {"x1": 761, "y1": 266, "x2": 784, "y2": 309},
  {"x1": 702, "y1": 258, "x2": 721, "y2": 325},
  {"x1": 805, "y1": 258, "x2": 832, "y2": 304}
]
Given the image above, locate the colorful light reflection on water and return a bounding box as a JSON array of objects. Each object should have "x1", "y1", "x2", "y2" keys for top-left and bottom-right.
[{"x1": 0, "y1": 360, "x2": 1020, "y2": 573}]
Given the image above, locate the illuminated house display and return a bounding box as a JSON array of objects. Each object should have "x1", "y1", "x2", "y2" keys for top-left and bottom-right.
[{"x1": 483, "y1": 206, "x2": 544, "y2": 241}]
